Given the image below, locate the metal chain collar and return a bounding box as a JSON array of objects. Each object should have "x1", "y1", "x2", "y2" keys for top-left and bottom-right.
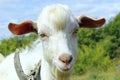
[{"x1": 14, "y1": 49, "x2": 41, "y2": 80}]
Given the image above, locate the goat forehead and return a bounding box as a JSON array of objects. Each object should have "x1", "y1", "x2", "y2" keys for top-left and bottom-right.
[{"x1": 37, "y1": 4, "x2": 77, "y2": 32}]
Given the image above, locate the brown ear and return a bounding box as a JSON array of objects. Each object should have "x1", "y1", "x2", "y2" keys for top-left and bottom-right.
[
  {"x1": 77, "y1": 15, "x2": 105, "y2": 28},
  {"x1": 8, "y1": 21, "x2": 37, "y2": 35}
]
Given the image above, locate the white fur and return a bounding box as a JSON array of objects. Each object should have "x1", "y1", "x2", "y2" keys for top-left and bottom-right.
[{"x1": 0, "y1": 4, "x2": 79, "y2": 80}]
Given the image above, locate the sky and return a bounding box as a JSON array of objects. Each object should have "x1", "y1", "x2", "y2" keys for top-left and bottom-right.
[{"x1": 0, "y1": 0, "x2": 120, "y2": 40}]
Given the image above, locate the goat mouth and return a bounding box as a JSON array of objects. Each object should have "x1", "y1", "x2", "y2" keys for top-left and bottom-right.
[
  {"x1": 59, "y1": 67, "x2": 71, "y2": 72},
  {"x1": 56, "y1": 65, "x2": 72, "y2": 72}
]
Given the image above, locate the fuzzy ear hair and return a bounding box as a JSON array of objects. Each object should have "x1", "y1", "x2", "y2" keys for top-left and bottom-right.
[
  {"x1": 77, "y1": 15, "x2": 105, "y2": 28},
  {"x1": 8, "y1": 21, "x2": 37, "y2": 35}
]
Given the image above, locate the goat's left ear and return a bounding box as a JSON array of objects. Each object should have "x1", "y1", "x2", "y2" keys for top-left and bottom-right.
[
  {"x1": 77, "y1": 15, "x2": 105, "y2": 28},
  {"x1": 8, "y1": 21, "x2": 37, "y2": 35}
]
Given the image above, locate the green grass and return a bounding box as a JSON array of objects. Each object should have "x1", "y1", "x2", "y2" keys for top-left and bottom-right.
[{"x1": 71, "y1": 72, "x2": 120, "y2": 80}]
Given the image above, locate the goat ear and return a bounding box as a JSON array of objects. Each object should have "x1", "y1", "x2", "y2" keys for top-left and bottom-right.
[
  {"x1": 8, "y1": 21, "x2": 37, "y2": 35},
  {"x1": 77, "y1": 15, "x2": 105, "y2": 28}
]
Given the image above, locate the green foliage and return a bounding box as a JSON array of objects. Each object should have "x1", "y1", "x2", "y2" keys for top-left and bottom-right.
[
  {"x1": 71, "y1": 72, "x2": 120, "y2": 80},
  {"x1": 0, "y1": 34, "x2": 38, "y2": 56},
  {"x1": 74, "y1": 40, "x2": 112, "y2": 74},
  {"x1": 102, "y1": 13, "x2": 120, "y2": 38},
  {"x1": 100, "y1": 13, "x2": 120, "y2": 58}
]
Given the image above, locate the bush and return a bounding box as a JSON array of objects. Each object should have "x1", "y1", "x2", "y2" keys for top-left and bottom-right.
[
  {"x1": 74, "y1": 39, "x2": 112, "y2": 74},
  {"x1": 0, "y1": 34, "x2": 37, "y2": 56}
]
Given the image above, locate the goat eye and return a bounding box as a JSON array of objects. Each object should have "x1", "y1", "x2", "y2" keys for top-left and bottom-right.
[
  {"x1": 40, "y1": 34, "x2": 46, "y2": 37},
  {"x1": 40, "y1": 33, "x2": 48, "y2": 40}
]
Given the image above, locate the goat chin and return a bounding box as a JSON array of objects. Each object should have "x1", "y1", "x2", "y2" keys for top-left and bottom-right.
[{"x1": 51, "y1": 65, "x2": 72, "y2": 80}]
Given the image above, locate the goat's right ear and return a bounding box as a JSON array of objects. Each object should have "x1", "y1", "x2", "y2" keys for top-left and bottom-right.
[{"x1": 8, "y1": 21, "x2": 37, "y2": 35}]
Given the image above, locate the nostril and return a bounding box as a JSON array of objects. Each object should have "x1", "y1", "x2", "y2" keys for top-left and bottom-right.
[
  {"x1": 69, "y1": 56, "x2": 73, "y2": 63},
  {"x1": 59, "y1": 54, "x2": 73, "y2": 64}
]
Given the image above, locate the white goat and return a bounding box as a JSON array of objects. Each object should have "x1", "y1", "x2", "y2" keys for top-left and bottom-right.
[
  {"x1": 0, "y1": 4, "x2": 105, "y2": 80},
  {"x1": 0, "y1": 53, "x2": 4, "y2": 63}
]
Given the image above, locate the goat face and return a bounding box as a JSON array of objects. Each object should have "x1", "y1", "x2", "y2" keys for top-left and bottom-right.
[
  {"x1": 8, "y1": 4, "x2": 105, "y2": 75},
  {"x1": 37, "y1": 4, "x2": 79, "y2": 72}
]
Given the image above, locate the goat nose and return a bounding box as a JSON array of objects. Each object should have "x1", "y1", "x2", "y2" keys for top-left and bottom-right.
[{"x1": 59, "y1": 54, "x2": 73, "y2": 65}]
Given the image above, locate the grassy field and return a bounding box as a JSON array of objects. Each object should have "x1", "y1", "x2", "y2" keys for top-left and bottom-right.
[{"x1": 71, "y1": 71, "x2": 120, "y2": 80}]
